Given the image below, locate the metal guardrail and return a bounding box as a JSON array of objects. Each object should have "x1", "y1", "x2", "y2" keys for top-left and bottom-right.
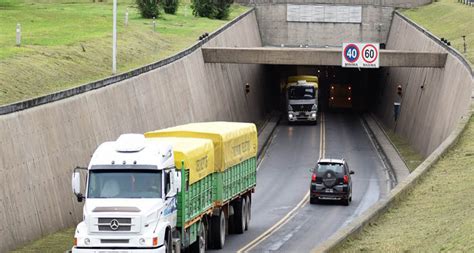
[{"x1": 0, "y1": 8, "x2": 256, "y2": 116}]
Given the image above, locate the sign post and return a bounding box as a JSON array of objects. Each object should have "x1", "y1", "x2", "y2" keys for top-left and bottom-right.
[{"x1": 342, "y1": 43, "x2": 379, "y2": 68}]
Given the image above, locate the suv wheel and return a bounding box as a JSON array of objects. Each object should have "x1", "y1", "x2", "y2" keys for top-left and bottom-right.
[{"x1": 342, "y1": 198, "x2": 350, "y2": 206}]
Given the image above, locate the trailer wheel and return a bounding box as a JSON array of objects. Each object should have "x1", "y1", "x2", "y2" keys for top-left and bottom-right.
[
  {"x1": 245, "y1": 196, "x2": 251, "y2": 231},
  {"x1": 191, "y1": 221, "x2": 206, "y2": 253},
  {"x1": 233, "y1": 198, "x2": 246, "y2": 234},
  {"x1": 210, "y1": 210, "x2": 226, "y2": 249}
]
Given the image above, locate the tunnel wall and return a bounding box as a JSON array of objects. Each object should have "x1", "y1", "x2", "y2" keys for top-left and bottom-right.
[
  {"x1": 0, "y1": 10, "x2": 265, "y2": 252},
  {"x1": 375, "y1": 12, "x2": 473, "y2": 157},
  {"x1": 236, "y1": 0, "x2": 431, "y2": 47}
]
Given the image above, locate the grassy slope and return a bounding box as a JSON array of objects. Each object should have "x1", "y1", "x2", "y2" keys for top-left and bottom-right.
[
  {"x1": 383, "y1": 128, "x2": 423, "y2": 172},
  {"x1": 401, "y1": 0, "x2": 474, "y2": 66},
  {"x1": 337, "y1": 1, "x2": 474, "y2": 250},
  {"x1": 337, "y1": 116, "x2": 474, "y2": 252},
  {"x1": 0, "y1": 0, "x2": 247, "y2": 105}
]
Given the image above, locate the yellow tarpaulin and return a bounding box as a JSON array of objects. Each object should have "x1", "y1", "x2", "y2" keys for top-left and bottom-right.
[
  {"x1": 287, "y1": 75, "x2": 318, "y2": 83},
  {"x1": 147, "y1": 137, "x2": 215, "y2": 184},
  {"x1": 145, "y1": 122, "x2": 257, "y2": 172}
]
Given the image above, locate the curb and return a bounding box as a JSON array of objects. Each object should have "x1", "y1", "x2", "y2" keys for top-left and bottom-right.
[
  {"x1": 312, "y1": 108, "x2": 472, "y2": 253},
  {"x1": 361, "y1": 114, "x2": 398, "y2": 189},
  {"x1": 257, "y1": 112, "x2": 281, "y2": 163}
]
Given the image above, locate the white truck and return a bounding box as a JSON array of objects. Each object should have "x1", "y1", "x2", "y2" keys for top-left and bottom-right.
[
  {"x1": 286, "y1": 75, "x2": 319, "y2": 123},
  {"x1": 71, "y1": 122, "x2": 257, "y2": 253}
]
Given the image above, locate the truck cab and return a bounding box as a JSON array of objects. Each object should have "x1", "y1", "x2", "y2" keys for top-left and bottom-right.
[
  {"x1": 71, "y1": 134, "x2": 180, "y2": 253},
  {"x1": 286, "y1": 75, "x2": 319, "y2": 123}
]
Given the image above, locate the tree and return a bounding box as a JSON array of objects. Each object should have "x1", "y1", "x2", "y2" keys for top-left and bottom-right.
[
  {"x1": 136, "y1": 0, "x2": 160, "y2": 18},
  {"x1": 191, "y1": 0, "x2": 233, "y2": 20},
  {"x1": 163, "y1": 0, "x2": 179, "y2": 14}
]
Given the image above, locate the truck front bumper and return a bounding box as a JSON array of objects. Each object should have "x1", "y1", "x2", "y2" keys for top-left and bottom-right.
[
  {"x1": 288, "y1": 111, "x2": 317, "y2": 122},
  {"x1": 72, "y1": 246, "x2": 165, "y2": 253}
]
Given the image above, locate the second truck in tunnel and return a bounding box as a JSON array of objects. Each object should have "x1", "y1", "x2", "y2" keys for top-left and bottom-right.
[
  {"x1": 286, "y1": 75, "x2": 319, "y2": 123},
  {"x1": 71, "y1": 122, "x2": 257, "y2": 253}
]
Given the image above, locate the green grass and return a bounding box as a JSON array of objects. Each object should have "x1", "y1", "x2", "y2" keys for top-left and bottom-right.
[
  {"x1": 383, "y1": 128, "x2": 423, "y2": 172},
  {"x1": 0, "y1": 0, "x2": 248, "y2": 105},
  {"x1": 401, "y1": 0, "x2": 474, "y2": 66},
  {"x1": 11, "y1": 227, "x2": 75, "y2": 253},
  {"x1": 335, "y1": 115, "x2": 474, "y2": 252}
]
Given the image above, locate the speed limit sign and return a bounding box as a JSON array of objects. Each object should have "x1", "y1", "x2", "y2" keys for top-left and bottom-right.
[
  {"x1": 342, "y1": 43, "x2": 379, "y2": 68},
  {"x1": 362, "y1": 44, "x2": 379, "y2": 67}
]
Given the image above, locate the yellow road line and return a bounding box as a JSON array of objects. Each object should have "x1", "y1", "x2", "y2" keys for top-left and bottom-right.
[
  {"x1": 237, "y1": 112, "x2": 326, "y2": 253},
  {"x1": 237, "y1": 192, "x2": 310, "y2": 253}
]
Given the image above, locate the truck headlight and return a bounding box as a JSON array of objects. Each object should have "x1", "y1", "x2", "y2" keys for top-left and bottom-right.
[
  {"x1": 311, "y1": 113, "x2": 316, "y2": 118},
  {"x1": 84, "y1": 238, "x2": 90, "y2": 245},
  {"x1": 288, "y1": 113, "x2": 294, "y2": 119},
  {"x1": 288, "y1": 105, "x2": 293, "y2": 111},
  {"x1": 312, "y1": 104, "x2": 317, "y2": 110}
]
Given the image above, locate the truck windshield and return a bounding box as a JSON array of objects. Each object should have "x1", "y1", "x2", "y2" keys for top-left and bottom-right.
[
  {"x1": 288, "y1": 86, "x2": 315, "y2": 100},
  {"x1": 88, "y1": 169, "x2": 162, "y2": 199}
]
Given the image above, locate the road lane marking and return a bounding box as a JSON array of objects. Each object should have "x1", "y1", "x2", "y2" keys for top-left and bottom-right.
[
  {"x1": 237, "y1": 192, "x2": 310, "y2": 253},
  {"x1": 237, "y1": 112, "x2": 326, "y2": 253}
]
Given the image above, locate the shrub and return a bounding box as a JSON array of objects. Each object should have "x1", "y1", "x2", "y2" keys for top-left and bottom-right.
[
  {"x1": 191, "y1": 0, "x2": 233, "y2": 20},
  {"x1": 163, "y1": 0, "x2": 179, "y2": 14},
  {"x1": 136, "y1": 0, "x2": 160, "y2": 18},
  {"x1": 215, "y1": 0, "x2": 233, "y2": 20}
]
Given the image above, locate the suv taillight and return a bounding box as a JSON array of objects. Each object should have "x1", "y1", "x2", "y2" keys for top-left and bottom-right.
[
  {"x1": 312, "y1": 173, "x2": 317, "y2": 182},
  {"x1": 343, "y1": 175, "x2": 349, "y2": 184}
]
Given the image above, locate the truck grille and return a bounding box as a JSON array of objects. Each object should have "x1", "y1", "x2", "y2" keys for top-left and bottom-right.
[
  {"x1": 293, "y1": 104, "x2": 313, "y2": 112},
  {"x1": 98, "y1": 218, "x2": 132, "y2": 232},
  {"x1": 101, "y1": 239, "x2": 130, "y2": 244}
]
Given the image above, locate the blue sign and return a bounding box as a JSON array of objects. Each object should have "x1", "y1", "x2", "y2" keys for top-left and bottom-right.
[{"x1": 343, "y1": 44, "x2": 360, "y2": 63}]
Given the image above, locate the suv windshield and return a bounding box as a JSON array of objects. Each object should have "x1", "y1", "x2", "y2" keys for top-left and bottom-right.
[
  {"x1": 317, "y1": 163, "x2": 344, "y2": 174},
  {"x1": 288, "y1": 86, "x2": 315, "y2": 100},
  {"x1": 88, "y1": 167, "x2": 162, "y2": 199}
]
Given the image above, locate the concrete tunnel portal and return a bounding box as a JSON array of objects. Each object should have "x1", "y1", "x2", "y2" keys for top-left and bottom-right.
[{"x1": 201, "y1": 46, "x2": 447, "y2": 117}]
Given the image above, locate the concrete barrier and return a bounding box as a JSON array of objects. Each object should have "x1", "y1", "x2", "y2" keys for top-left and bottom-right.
[
  {"x1": 375, "y1": 12, "x2": 473, "y2": 157},
  {"x1": 0, "y1": 10, "x2": 266, "y2": 252}
]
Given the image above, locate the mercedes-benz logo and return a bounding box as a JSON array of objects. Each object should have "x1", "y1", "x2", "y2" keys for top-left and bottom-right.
[
  {"x1": 327, "y1": 173, "x2": 332, "y2": 178},
  {"x1": 110, "y1": 219, "x2": 120, "y2": 230}
]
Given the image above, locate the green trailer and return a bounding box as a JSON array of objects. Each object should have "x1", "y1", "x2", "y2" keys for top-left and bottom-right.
[{"x1": 145, "y1": 122, "x2": 257, "y2": 250}]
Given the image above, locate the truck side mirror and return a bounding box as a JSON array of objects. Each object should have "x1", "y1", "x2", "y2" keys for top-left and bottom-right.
[
  {"x1": 349, "y1": 170, "x2": 355, "y2": 175},
  {"x1": 72, "y1": 172, "x2": 84, "y2": 202},
  {"x1": 72, "y1": 167, "x2": 87, "y2": 202}
]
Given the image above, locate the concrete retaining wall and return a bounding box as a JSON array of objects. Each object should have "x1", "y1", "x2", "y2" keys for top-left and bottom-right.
[
  {"x1": 0, "y1": 10, "x2": 265, "y2": 252},
  {"x1": 237, "y1": 0, "x2": 432, "y2": 8},
  {"x1": 375, "y1": 12, "x2": 473, "y2": 157},
  {"x1": 237, "y1": 0, "x2": 432, "y2": 47}
]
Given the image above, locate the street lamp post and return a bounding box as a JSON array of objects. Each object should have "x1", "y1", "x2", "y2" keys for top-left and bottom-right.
[{"x1": 112, "y1": 0, "x2": 117, "y2": 74}]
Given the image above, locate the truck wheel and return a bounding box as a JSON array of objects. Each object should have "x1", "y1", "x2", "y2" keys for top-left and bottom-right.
[
  {"x1": 164, "y1": 229, "x2": 172, "y2": 253},
  {"x1": 244, "y1": 196, "x2": 251, "y2": 231},
  {"x1": 210, "y1": 210, "x2": 226, "y2": 249},
  {"x1": 233, "y1": 198, "x2": 246, "y2": 234},
  {"x1": 191, "y1": 222, "x2": 206, "y2": 253}
]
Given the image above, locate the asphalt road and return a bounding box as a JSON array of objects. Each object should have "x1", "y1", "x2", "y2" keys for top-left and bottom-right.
[{"x1": 209, "y1": 112, "x2": 390, "y2": 253}]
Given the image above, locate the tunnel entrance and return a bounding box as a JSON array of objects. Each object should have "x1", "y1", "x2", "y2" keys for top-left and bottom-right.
[{"x1": 264, "y1": 65, "x2": 381, "y2": 115}]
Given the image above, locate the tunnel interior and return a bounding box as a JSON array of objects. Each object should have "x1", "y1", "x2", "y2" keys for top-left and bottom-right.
[{"x1": 264, "y1": 65, "x2": 382, "y2": 115}]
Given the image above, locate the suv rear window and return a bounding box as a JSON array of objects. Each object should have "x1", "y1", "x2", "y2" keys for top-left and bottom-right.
[{"x1": 317, "y1": 163, "x2": 344, "y2": 174}]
